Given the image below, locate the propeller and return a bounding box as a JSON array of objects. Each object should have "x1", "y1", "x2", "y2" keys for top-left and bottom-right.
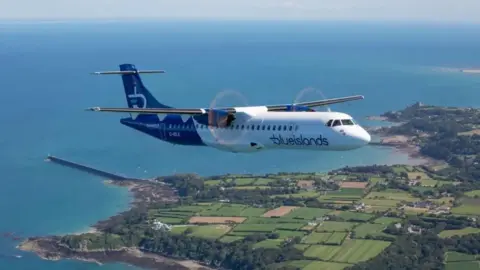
[
  {"x1": 207, "y1": 89, "x2": 250, "y2": 145},
  {"x1": 293, "y1": 87, "x2": 332, "y2": 112}
]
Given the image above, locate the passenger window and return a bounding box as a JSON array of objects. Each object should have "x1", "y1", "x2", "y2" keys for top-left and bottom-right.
[
  {"x1": 257, "y1": 125, "x2": 260, "y2": 130},
  {"x1": 295, "y1": 125, "x2": 299, "y2": 131},
  {"x1": 273, "y1": 126, "x2": 276, "y2": 131},
  {"x1": 267, "y1": 125, "x2": 271, "y2": 130},
  {"x1": 262, "y1": 125, "x2": 266, "y2": 130},
  {"x1": 283, "y1": 125, "x2": 287, "y2": 131},
  {"x1": 332, "y1": 120, "x2": 342, "y2": 127},
  {"x1": 278, "y1": 125, "x2": 281, "y2": 130},
  {"x1": 326, "y1": 120, "x2": 333, "y2": 127},
  {"x1": 289, "y1": 125, "x2": 293, "y2": 131}
]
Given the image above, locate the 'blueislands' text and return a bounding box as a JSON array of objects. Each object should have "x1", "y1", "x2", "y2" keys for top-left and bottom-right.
[{"x1": 269, "y1": 134, "x2": 329, "y2": 146}]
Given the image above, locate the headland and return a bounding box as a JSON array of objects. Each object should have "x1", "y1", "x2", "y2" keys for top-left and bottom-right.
[{"x1": 18, "y1": 103, "x2": 480, "y2": 270}]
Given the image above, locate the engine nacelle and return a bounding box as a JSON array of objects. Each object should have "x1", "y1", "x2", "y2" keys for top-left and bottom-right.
[
  {"x1": 194, "y1": 109, "x2": 236, "y2": 127},
  {"x1": 285, "y1": 105, "x2": 314, "y2": 112}
]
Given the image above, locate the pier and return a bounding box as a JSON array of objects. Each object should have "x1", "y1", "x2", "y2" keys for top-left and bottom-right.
[{"x1": 46, "y1": 155, "x2": 147, "y2": 182}]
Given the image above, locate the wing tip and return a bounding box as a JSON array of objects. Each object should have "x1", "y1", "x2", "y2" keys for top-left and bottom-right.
[{"x1": 85, "y1": 107, "x2": 101, "y2": 111}]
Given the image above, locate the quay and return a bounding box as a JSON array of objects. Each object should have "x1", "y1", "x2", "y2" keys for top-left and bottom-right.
[{"x1": 45, "y1": 155, "x2": 147, "y2": 182}]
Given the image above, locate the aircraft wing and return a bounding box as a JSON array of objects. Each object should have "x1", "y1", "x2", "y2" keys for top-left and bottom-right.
[
  {"x1": 265, "y1": 95, "x2": 364, "y2": 111},
  {"x1": 86, "y1": 95, "x2": 363, "y2": 114}
]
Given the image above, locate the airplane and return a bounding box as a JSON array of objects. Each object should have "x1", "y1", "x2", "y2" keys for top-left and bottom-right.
[{"x1": 87, "y1": 64, "x2": 371, "y2": 153}]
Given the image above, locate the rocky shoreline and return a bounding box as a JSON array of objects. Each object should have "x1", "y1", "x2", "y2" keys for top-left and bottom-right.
[
  {"x1": 17, "y1": 237, "x2": 210, "y2": 270},
  {"x1": 17, "y1": 180, "x2": 211, "y2": 270}
]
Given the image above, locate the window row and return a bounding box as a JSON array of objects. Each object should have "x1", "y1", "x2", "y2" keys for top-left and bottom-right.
[{"x1": 167, "y1": 123, "x2": 300, "y2": 131}]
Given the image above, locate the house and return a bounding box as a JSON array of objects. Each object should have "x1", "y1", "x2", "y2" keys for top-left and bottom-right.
[
  {"x1": 354, "y1": 203, "x2": 366, "y2": 211},
  {"x1": 152, "y1": 219, "x2": 172, "y2": 231},
  {"x1": 407, "y1": 225, "x2": 422, "y2": 234}
]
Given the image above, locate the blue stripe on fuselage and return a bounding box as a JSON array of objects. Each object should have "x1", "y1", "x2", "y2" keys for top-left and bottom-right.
[{"x1": 120, "y1": 114, "x2": 205, "y2": 146}]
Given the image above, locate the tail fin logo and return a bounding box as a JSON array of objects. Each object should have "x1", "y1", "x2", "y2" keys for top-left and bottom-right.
[{"x1": 128, "y1": 80, "x2": 147, "y2": 109}]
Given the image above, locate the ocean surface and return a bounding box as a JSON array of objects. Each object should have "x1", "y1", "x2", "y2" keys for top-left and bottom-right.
[{"x1": 1, "y1": 20, "x2": 480, "y2": 269}]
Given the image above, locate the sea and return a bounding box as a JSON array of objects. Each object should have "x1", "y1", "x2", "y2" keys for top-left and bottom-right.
[{"x1": 1, "y1": 20, "x2": 480, "y2": 269}]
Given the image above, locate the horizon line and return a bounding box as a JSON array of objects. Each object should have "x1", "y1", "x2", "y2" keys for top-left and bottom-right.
[{"x1": 1, "y1": 18, "x2": 480, "y2": 25}]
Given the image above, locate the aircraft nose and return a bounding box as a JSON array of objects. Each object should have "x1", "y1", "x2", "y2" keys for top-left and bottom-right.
[
  {"x1": 349, "y1": 126, "x2": 371, "y2": 146},
  {"x1": 358, "y1": 128, "x2": 371, "y2": 144}
]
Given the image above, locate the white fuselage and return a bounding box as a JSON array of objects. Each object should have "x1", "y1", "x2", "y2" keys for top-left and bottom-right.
[{"x1": 193, "y1": 107, "x2": 371, "y2": 153}]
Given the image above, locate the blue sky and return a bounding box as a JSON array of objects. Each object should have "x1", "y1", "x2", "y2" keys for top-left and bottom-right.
[{"x1": 2, "y1": 0, "x2": 479, "y2": 22}]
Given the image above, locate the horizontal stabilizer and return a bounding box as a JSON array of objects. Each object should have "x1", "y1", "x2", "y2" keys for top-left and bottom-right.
[
  {"x1": 91, "y1": 70, "x2": 165, "y2": 75},
  {"x1": 86, "y1": 106, "x2": 207, "y2": 115}
]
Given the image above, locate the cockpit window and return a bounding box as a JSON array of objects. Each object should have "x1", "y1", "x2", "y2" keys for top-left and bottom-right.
[
  {"x1": 341, "y1": 119, "x2": 355, "y2": 125},
  {"x1": 326, "y1": 120, "x2": 333, "y2": 127},
  {"x1": 332, "y1": 120, "x2": 342, "y2": 127}
]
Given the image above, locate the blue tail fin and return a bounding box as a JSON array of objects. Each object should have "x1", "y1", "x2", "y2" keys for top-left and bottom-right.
[{"x1": 119, "y1": 64, "x2": 171, "y2": 109}]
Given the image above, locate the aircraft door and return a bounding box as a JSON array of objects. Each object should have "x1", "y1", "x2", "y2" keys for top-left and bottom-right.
[
  {"x1": 158, "y1": 123, "x2": 166, "y2": 140},
  {"x1": 288, "y1": 121, "x2": 296, "y2": 137}
]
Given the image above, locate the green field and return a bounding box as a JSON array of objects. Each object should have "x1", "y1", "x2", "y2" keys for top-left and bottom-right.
[
  {"x1": 445, "y1": 261, "x2": 480, "y2": 270},
  {"x1": 304, "y1": 245, "x2": 343, "y2": 260},
  {"x1": 354, "y1": 223, "x2": 386, "y2": 238},
  {"x1": 242, "y1": 217, "x2": 306, "y2": 224},
  {"x1": 392, "y1": 165, "x2": 408, "y2": 174},
  {"x1": 233, "y1": 178, "x2": 256, "y2": 186},
  {"x1": 273, "y1": 191, "x2": 322, "y2": 199},
  {"x1": 232, "y1": 186, "x2": 271, "y2": 190},
  {"x1": 187, "y1": 225, "x2": 231, "y2": 239},
  {"x1": 334, "y1": 211, "x2": 374, "y2": 222},
  {"x1": 365, "y1": 189, "x2": 417, "y2": 202},
  {"x1": 439, "y1": 227, "x2": 480, "y2": 238},
  {"x1": 275, "y1": 230, "x2": 306, "y2": 239},
  {"x1": 303, "y1": 261, "x2": 352, "y2": 270},
  {"x1": 218, "y1": 235, "x2": 244, "y2": 243},
  {"x1": 373, "y1": 217, "x2": 402, "y2": 225},
  {"x1": 465, "y1": 190, "x2": 480, "y2": 197},
  {"x1": 445, "y1": 251, "x2": 477, "y2": 262},
  {"x1": 326, "y1": 232, "x2": 347, "y2": 245},
  {"x1": 303, "y1": 232, "x2": 333, "y2": 244},
  {"x1": 317, "y1": 221, "x2": 357, "y2": 232},
  {"x1": 253, "y1": 239, "x2": 283, "y2": 249},
  {"x1": 369, "y1": 177, "x2": 386, "y2": 185},
  {"x1": 253, "y1": 178, "x2": 276, "y2": 185},
  {"x1": 452, "y1": 198, "x2": 480, "y2": 215},
  {"x1": 233, "y1": 223, "x2": 304, "y2": 233},
  {"x1": 204, "y1": 179, "x2": 223, "y2": 186},
  {"x1": 331, "y1": 240, "x2": 391, "y2": 263},
  {"x1": 239, "y1": 207, "x2": 268, "y2": 217},
  {"x1": 318, "y1": 188, "x2": 365, "y2": 202},
  {"x1": 199, "y1": 204, "x2": 246, "y2": 216},
  {"x1": 283, "y1": 207, "x2": 332, "y2": 220}
]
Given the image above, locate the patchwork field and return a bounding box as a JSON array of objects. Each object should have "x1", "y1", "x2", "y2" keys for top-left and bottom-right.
[
  {"x1": 170, "y1": 225, "x2": 231, "y2": 239},
  {"x1": 297, "y1": 180, "x2": 315, "y2": 189},
  {"x1": 317, "y1": 221, "x2": 357, "y2": 232},
  {"x1": 283, "y1": 207, "x2": 332, "y2": 220},
  {"x1": 439, "y1": 227, "x2": 480, "y2": 238},
  {"x1": 304, "y1": 240, "x2": 391, "y2": 263},
  {"x1": 340, "y1": 182, "x2": 368, "y2": 189},
  {"x1": 445, "y1": 251, "x2": 478, "y2": 262},
  {"x1": 452, "y1": 198, "x2": 480, "y2": 215},
  {"x1": 263, "y1": 206, "x2": 298, "y2": 217},
  {"x1": 445, "y1": 261, "x2": 480, "y2": 270},
  {"x1": 303, "y1": 261, "x2": 352, "y2": 270},
  {"x1": 188, "y1": 216, "x2": 246, "y2": 224}
]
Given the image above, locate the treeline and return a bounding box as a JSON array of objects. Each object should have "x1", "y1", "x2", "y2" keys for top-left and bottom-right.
[
  {"x1": 140, "y1": 230, "x2": 304, "y2": 270},
  {"x1": 332, "y1": 165, "x2": 394, "y2": 175}
]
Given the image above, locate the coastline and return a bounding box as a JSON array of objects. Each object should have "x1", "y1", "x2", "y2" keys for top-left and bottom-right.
[
  {"x1": 17, "y1": 237, "x2": 210, "y2": 270},
  {"x1": 17, "y1": 179, "x2": 211, "y2": 270},
  {"x1": 16, "y1": 116, "x2": 445, "y2": 270}
]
